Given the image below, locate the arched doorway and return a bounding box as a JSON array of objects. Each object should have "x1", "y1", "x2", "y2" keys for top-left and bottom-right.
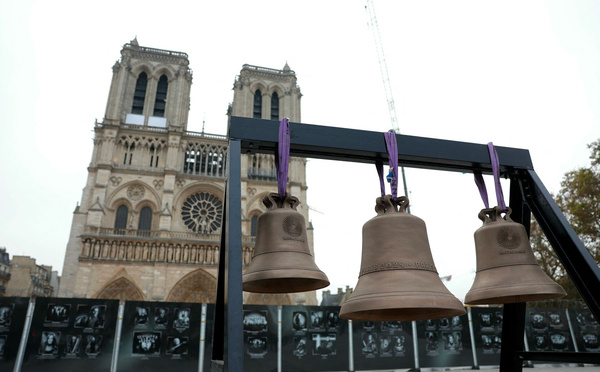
[
  {"x1": 95, "y1": 277, "x2": 145, "y2": 301},
  {"x1": 166, "y1": 269, "x2": 217, "y2": 303}
]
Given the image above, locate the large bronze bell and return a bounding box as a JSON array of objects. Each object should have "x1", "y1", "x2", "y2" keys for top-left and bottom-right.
[
  {"x1": 465, "y1": 206, "x2": 566, "y2": 305},
  {"x1": 242, "y1": 193, "x2": 330, "y2": 293},
  {"x1": 340, "y1": 195, "x2": 466, "y2": 321}
]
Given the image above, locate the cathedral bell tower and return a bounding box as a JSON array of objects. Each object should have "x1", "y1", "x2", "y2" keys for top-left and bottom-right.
[
  {"x1": 59, "y1": 40, "x2": 317, "y2": 306},
  {"x1": 103, "y1": 37, "x2": 192, "y2": 131}
]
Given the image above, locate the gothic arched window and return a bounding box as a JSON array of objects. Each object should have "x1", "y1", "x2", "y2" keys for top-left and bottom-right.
[
  {"x1": 251, "y1": 215, "x2": 259, "y2": 236},
  {"x1": 132, "y1": 72, "x2": 148, "y2": 115},
  {"x1": 115, "y1": 205, "x2": 129, "y2": 230},
  {"x1": 153, "y1": 75, "x2": 168, "y2": 117},
  {"x1": 139, "y1": 207, "x2": 152, "y2": 230},
  {"x1": 181, "y1": 192, "x2": 223, "y2": 234},
  {"x1": 271, "y1": 92, "x2": 279, "y2": 120},
  {"x1": 138, "y1": 206, "x2": 152, "y2": 236},
  {"x1": 253, "y1": 89, "x2": 262, "y2": 118}
]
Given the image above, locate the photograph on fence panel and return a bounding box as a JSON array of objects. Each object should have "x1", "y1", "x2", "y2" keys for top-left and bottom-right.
[
  {"x1": 243, "y1": 305, "x2": 278, "y2": 371},
  {"x1": 0, "y1": 297, "x2": 29, "y2": 371},
  {"x1": 567, "y1": 308, "x2": 599, "y2": 352},
  {"x1": 471, "y1": 306, "x2": 502, "y2": 367},
  {"x1": 416, "y1": 312, "x2": 473, "y2": 368},
  {"x1": 525, "y1": 307, "x2": 575, "y2": 354},
  {"x1": 352, "y1": 319, "x2": 413, "y2": 371},
  {"x1": 117, "y1": 300, "x2": 202, "y2": 372},
  {"x1": 282, "y1": 305, "x2": 349, "y2": 372},
  {"x1": 21, "y1": 297, "x2": 119, "y2": 372}
]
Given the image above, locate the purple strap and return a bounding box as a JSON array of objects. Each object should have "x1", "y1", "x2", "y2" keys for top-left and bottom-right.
[
  {"x1": 376, "y1": 160, "x2": 385, "y2": 197},
  {"x1": 473, "y1": 171, "x2": 489, "y2": 208},
  {"x1": 384, "y1": 131, "x2": 398, "y2": 200},
  {"x1": 488, "y1": 142, "x2": 507, "y2": 211},
  {"x1": 276, "y1": 118, "x2": 290, "y2": 197},
  {"x1": 375, "y1": 131, "x2": 399, "y2": 200}
]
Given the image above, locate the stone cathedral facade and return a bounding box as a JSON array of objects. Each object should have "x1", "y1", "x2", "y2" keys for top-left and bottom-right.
[{"x1": 58, "y1": 40, "x2": 317, "y2": 305}]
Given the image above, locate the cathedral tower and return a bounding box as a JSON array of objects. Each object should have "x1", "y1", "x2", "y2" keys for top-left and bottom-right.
[{"x1": 59, "y1": 40, "x2": 317, "y2": 306}]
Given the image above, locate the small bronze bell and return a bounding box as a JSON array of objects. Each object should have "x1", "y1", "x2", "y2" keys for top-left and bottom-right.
[
  {"x1": 242, "y1": 193, "x2": 330, "y2": 293},
  {"x1": 465, "y1": 206, "x2": 566, "y2": 305},
  {"x1": 340, "y1": 195, "x2": 466, "y2": 321}
]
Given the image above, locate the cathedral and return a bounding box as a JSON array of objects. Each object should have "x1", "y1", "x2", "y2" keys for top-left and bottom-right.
[{"x1": 58, "y1": 39, "x2": 317, "y2": 305}]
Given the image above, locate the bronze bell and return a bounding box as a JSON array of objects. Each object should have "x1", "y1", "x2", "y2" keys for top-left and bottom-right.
[
  {"x1": 465, "y1": 206, "x2": 566, "y2": 305},
  {"x1": 340, "y1": 195, "x2": 466, "y2": 321},
  {"x1": 242, "y1": 193, "x2": 330, "y2": 293}
]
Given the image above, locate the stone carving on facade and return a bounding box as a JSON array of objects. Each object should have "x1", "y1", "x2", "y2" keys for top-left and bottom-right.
[
  {"x1": 153, "y1": 179, "x2": 164, "y2": 190},
  {"x1": 181, "y1": 192, "x2": 223, "y2": 234},
  {"x1": 175, "y1": 179, "x2": 186, "y2": 189},
  {"x1": 110, "y1": 176, "x2": 122, "y2": 186},
  {"x1": 127, "y1": 184, "x2": 145, "y2": 201}
]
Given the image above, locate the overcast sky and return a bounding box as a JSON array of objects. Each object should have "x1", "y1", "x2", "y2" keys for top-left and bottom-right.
[{"x1": 1, "y1": 1, "x2": 599, "y2": 302}]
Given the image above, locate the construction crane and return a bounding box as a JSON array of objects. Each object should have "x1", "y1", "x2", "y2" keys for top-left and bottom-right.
[{"x1": 365, "y1": 0, "x2": 410, "y2": 209}]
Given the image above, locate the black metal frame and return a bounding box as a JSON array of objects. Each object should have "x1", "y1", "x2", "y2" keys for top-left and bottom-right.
[{"x1": 214, "y1": 116, "x2": 600, "y2": 371}]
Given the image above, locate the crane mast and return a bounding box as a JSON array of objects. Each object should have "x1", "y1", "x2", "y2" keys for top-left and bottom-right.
[{"x1": 365, "y1": 0, "x2": 410, "y2": 206}]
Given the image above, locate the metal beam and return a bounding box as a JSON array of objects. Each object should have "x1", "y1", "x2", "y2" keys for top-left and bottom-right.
[
  {"x1": 521, "y1": 169, "x2": 600, "y2": 321},
  {"x1": 229, "y1": 116, "x2": 533, "y2": 173}
]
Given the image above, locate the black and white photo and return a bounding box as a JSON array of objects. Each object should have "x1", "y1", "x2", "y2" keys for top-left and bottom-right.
[
  {"x1": 85, "y1": 335, "x2": 102, "y2": 355},
  {"x1": 243, "y1": 310, "x2": 267, "y2": 334},
  {"x1": 312, "y1": 333, "x2": 336, "y2": 356},
  {"x1": 531, "y1": 313, "x2": 548, "y2": 331},
  {"x1": 154, "y1": 307, "x2": 169, "y2": 326},
  {"x1": 75, "y1": 305, "x2": 106, "y2": 329},
  {"x1": 362, "y1": 332, "x2": 378, "y2": 355},
  {"x1": 293, "y1": 337, "x2": 307, "y2": 357},
  {"x1": 133, "y1": 331, "x2": 161, "y2": 355},
  {"x1": 45, "y1": 304, "x2": 70, "y2": 324},
  {"x1": 134, "y1": 307, "x2": 150, "y2": 325},
  {"x1": 0, "y1": 303, "x2": 13, "y2": 327},
  {"x1": 443, "y1": 332, "x2": 462, "y2": 353},
  {"x1": 392, "y1": 335, "x2": 406, "y2": 355},
  {"x1": 173, "y1": 308, "x2": 190, "y2": 330},
  {"x1": 292, "y1": 311, "x2": 307, "y2": 332},
  {"x1": 39, "y1": 331, "x2": 60, "y2": 355},
  {"x1": 65, "y1": 335, "x2": 81, "y2": 355},
  {"x1": 379, "y1": 335, "x2": 392, "y2": 356},
  {"x1": 310, "y1": 311, "x2": 324, "y2": 330},
  {"x1": 166, "y1": 336, "x2": 188, "y2": 355},
  {"x1": 246, "y1": 336, "x2": 267, "y2": 358}
]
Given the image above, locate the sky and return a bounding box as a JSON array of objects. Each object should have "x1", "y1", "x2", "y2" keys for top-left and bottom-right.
[{"x1": 1, "y1": 0, "x2": 600, "y2": 303}]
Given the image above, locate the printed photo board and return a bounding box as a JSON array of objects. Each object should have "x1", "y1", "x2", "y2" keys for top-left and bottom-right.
[
  {"x1": 567, "y1": 308, "x2": 599, "y2": 352},
  {"x1": 117, "y1": 300, "x2": 202, "y2": 372},
  {"x1": 525, "y1": 307, "x2": 575, "y2": 353},
  {"x1": 282, "y1": 305, "x2": 349, "y2": 371},
  {"x1": 20, "y1": 297, "x2": 119, "y2": 372},
  {"x1": 416, "y1": 312, "x2": 473, "y2": 368},
  {"x1": 352, "y1": 319, "x2": 413, "y2": 371},
  {"x1": 0, "y1": 297, "x2": 29, "y2": 371},
  {"x1": 242, "y1": 305, "x2": 278, "y2": 371},
  {"x1": 470, "y1": 306, "x2": 502, "y2": 366}
]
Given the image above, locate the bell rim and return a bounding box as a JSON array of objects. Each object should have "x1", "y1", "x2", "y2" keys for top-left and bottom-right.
[
  {"x1": 465, "y1": 283, "x2": 567, "y2": 305},
  {"x1": 339, "y1": 291, "x2": 466, "y2": 321},
  {"x1": 243, "y1": 269, "x2": 330, "y2": 293}
]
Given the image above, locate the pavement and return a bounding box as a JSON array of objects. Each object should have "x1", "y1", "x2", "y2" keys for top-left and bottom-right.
[{"x1": 347, "y1": 365, "x2": 600, "y2": 372}]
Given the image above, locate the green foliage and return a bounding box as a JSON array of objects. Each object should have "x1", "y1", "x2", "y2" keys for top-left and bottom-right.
[{"x1": 531, "y1": 139, "x2": 600, "y2": 300}]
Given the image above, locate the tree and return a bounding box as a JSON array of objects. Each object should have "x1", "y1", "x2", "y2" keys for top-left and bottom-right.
[{"x1": 531, "y1": 139, "x2": 600, "y2": 300}]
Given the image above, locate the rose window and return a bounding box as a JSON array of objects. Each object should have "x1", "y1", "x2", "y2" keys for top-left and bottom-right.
[{"x1": 181, "y1": 192, "x2": 223, "y2": 233}]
